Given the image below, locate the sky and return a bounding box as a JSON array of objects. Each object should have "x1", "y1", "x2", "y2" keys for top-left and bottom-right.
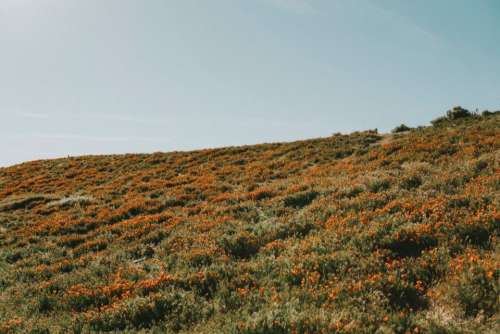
[{"x1": 1, "y1": 0, "x2": 499, "y2": 167}]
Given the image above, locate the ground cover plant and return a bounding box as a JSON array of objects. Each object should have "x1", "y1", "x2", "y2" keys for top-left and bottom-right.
[{"x1": 0, "y1": 110, "x2": 498, "y2": 333}]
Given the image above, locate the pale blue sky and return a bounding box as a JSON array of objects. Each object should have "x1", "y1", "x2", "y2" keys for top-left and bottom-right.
[{"x1": 1, "y1": 0, "x2": 499, "y2": 167}]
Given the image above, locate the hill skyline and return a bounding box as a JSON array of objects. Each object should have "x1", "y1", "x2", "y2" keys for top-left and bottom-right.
[
  {"x1": 2, "y1": 0, "x2": 500, "y2": 167},
  {"x1": 2, "y1": 106, "x2": 498, "y2": 169}
]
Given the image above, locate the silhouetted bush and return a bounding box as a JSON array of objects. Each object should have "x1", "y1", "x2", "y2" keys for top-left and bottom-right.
[
  {"x1": 482, "y1": 110, "x2": 500, "y2": 117},
  {"x1": 431, "y1": 106, "x2": 475, "y2": 126},
  {"x1": 482, "y1": 110, "x2": 493, "y2": 117},
  {"x1": 446, "y1": 106, "x2": 472, "y2": 120},
  {"x1": 392, "y1": 124, "x2": 411, "y2": 133}
]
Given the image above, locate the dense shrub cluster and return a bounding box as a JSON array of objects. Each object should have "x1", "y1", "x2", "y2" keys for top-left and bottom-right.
[
  {"x1": 0, "y1": 112, "x2": 498, "y2": 333},
  {"x1": 429, "y1": 106, "x2": 497, "y2": 127},
  {"x1": 391, "y1": 124, "x2": 412, "y2": 133},
  {"x1": 446, "y1": 106, "x2": 472, "y2": 120}
]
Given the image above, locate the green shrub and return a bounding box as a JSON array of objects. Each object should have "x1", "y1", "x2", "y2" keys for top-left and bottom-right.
[
  {"x1": 392, "y1": 124, "x2": 412, "y2": 133},
  {"x1": 283, "y1": 191, "x2": 319, "y2": 208},
  {"x1": 432, "y1": 106, "x2": 474, "y2": 126},
  {"x1": 288, "y1": 219, "x2": 317, "y2": 238},
  {"x1": 446, "y1": 106, "x2": 472, "y2": 120},
  {"x1": 28, "y1": 328, "x2": 50, "y2": 334},
  {"x1": 88, "y1": 290, "x2": 208, "y2": 332},
  {"x1": 455, "y1": 223, "x2": 491, "y2": 248},
  {"x1": 219, "y1": 231, "x2": 260, "y2": 259},
  {"x1": 338, "y1": 185, "x2": 364, "y2": 198},
  {"x1": 384, "y1": 281, "x2": 427, "y2": 310},
  {"x1": 480, "y1": 110, "x2": 499, "y2": 117},
  {"x1": 400, "y1": 175, "x2": 422, "y2": 190},
  {"x1": 235, "y1": 306, "x2": 329, "y2": 334},
  {"x1": 5, "y1": 250, "x2": 23, "y2": 264},
  {"x1": 36, "y1": 294, "x2": 54, "y2": 313},
  {"x1": 368, "y1": 179, "x2": 391, "y2": 193},
  {"x1": 473, "y1": 160, "x2": 488, "y2": 174},
  {"x1": 381, "y1": 230, "x2": 437, "y2": 258},
  {"x1": 481, "y1": 110, "x2": 494, "y2": 117},
  {"x1": 430, "y1": 116, "x2": 449, "y2": 126},
  {"x1": 143, "y1": 230, "x2": 167, "y2": 245},
  {"x1": 456, "y1": 266, "x2": 499, "y2": 317},
  {"x1": 66, "y1": 292, "x2": 107, "y2": 312}
]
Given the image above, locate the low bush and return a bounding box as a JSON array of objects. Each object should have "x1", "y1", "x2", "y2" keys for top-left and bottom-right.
[
  {"x1": 430, "y1": 116, "x2": 449, "y2": 126},
  {"x1": 283, "y1": 191, "x2": 319, "y2": 208},
  {"x1": 392, "y1": 124, "x2": 412, "y2": 133},
  {"x1": 400, "y1": 175, "x2": 422, "y2": 190},
  {"x1": 380, "y1": 229, "x2": 438, "y2": 258},
  {"x1": 456, "y1": 266, "x2": 499, "y2": 317},
  {"x1": 368, "y1": 179, "x2": 391, "y2": 193},
  {"x1": 446, "y1": 106, "x2": 472, "y2": 120},
  {"x1": 219, "y1": 231, "x2": 260, "y2": 259},
  {"x1": 432, "y1": 106, "x2": 475, "y2": 126},
  {"x1": 35, "y1": 294, "x2": 54, "y2": 313},
  {"x1": 455, "y1": 223, "x2": 491, "y2": 248}
]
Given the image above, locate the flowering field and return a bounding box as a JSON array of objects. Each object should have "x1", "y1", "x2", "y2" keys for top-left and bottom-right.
[{"x1": 0, "y1": 113, "x2": 498, "y2": 333}]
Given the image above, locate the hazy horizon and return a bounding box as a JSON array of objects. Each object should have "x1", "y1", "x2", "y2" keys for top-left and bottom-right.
[{"x1": 1, "y1": 0, "x2": 499, "y2": 167}]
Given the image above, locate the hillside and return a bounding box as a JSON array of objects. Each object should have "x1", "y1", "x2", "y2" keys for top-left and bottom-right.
[{"x1": 0, "y1": 113, "x2": 499, "y2": 333}]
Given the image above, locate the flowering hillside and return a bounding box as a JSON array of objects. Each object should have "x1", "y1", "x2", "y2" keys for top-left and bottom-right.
[{"x1": 0, "y1": 112, "x2": 498, "y2": 333}]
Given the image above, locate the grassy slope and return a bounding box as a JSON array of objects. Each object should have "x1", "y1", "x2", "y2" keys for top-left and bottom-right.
[{"x1": 0, "y1": 115, "x2": 498, "y2": 333}]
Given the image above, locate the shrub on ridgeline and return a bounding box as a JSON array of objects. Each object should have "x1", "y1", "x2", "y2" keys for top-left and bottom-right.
[
  {"x1": 430, "y1": 115, "x2": 449, "y2": 126},
  {"x1": 431, "y1": 106, "x2": 475, "y2": 126},
  {"x1": 446, "y1": 106, "x2": 472, "y2": 120},
  {"x1": 482, "y1": 110, "x2": 494, "y2": 117},
  {"x1": 391, "y1": 124, "x2": 412, "y2": 133},
  {"x1": 481, "y1": 110, "x2": 500, "y2": 117}
]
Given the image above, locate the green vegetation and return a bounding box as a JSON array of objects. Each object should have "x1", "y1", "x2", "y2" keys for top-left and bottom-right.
[
  {"x1": 0, "y1": 110, "x2": 498, "y2": 333},
  {"x1": 391, "y1": 124, "x2": 412, "y2": 133}
]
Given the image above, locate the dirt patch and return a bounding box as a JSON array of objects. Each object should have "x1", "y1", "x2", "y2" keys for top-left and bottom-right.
[
  {"x1": 47, "y1": 195, "x2": 94, "y2": 208},
  {"x1": 370, "y1": 131, "x2": 410, "y2": 147}
]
